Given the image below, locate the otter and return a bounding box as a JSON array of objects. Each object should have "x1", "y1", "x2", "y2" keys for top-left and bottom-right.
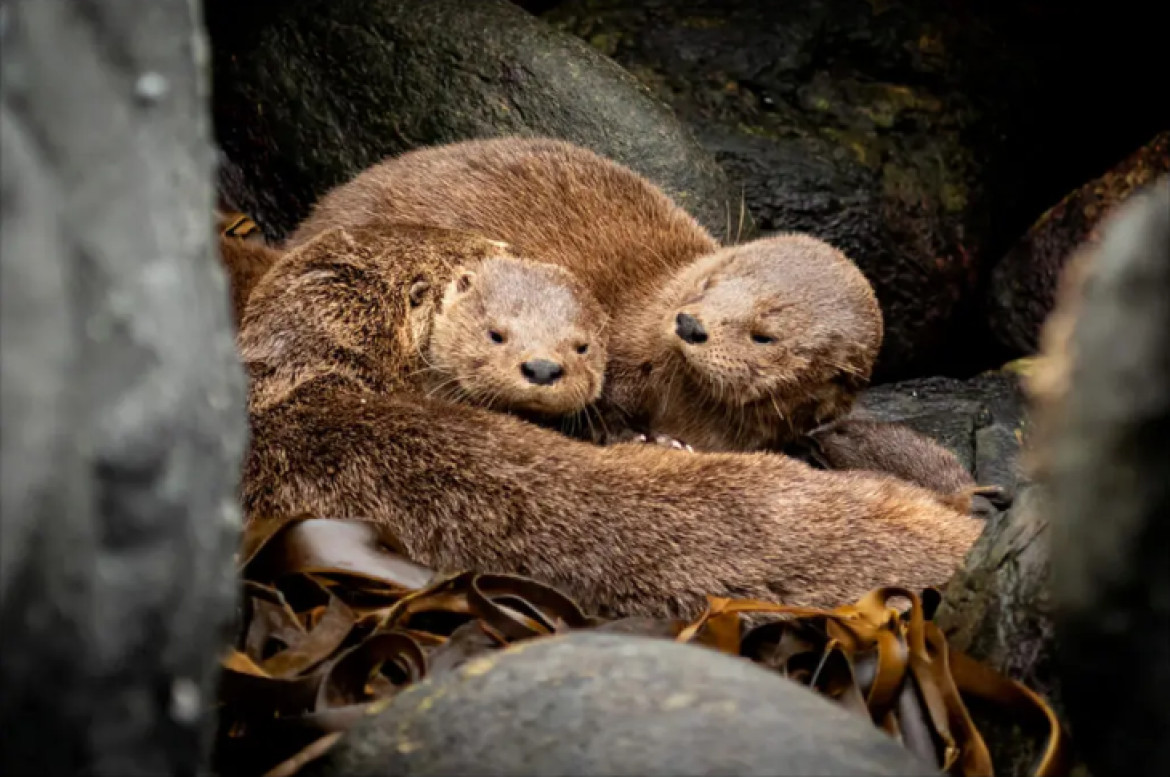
[
  {"x1": 241, "y1": 226, "x2": 984, "y2": 618},
  {"x1": 218, "y1": 234, "x2": 283, "y2": 329},
  {"x1": 799, "y1": 418, "x2": 1011, "y2": 517},
  {"x1": 287, "y1": 137, "x2": 882, "y2": 451},
  {"x1": 241, "y1": 224, "x2": 608, "y2": 421}
]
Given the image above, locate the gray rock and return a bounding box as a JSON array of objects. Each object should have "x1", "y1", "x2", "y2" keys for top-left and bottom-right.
[
  {"x1": 305, "y1": 633, "x2": 939, "y2": 777},
  {"x1": 0, "y1": 1, "x2": 246, "y2": 774},
  {"x1": 1047, "y1": 178, "x2": 1170, "y2": 776},
  {"x1": 852, "y1": 372, "x2": 1027, "y2": 495},
  {"x1": 205, "y1": 0, "x2": 744, "y2": 242}
]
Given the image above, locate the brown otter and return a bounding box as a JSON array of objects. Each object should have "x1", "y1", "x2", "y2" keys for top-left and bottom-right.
[
  {"x1": 218, "y1": 234, "x2": 282, "y2": 329},
  {"x1": 287, "y1": 137, "x2": 882, "y2": 451},
  {"x1": 800, "y1": 418, "x2": 1011, "y2": 517},
  {"x1": 241, "y1": 224, "x2": 608, "y2": 421},
  {"x1": 241, "y1": 226, "x2": 984, "y2": 618}
]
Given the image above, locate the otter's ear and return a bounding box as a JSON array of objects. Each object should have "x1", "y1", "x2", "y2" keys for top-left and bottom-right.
[
  {"x1": 408, "y1": 278, "x2": 431, "y2": 307},
  {"x1": 455, "y1": 271, "x2": 475, "y2": 294}
]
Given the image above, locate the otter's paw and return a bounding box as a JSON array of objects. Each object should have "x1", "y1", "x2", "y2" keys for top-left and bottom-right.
[{"x1": 635, "y1": 433, "x2": 694, "y2": 453}]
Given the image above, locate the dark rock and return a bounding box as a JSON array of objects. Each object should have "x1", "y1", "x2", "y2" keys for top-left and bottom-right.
[
  {"x1": 0, "y1": 2, "x2": 246, "y2": 774},
  {"x1": 304, "y1": 633, "x2": 938, "y2": 777},
  {"x1": 543, "y1": 0, "x2": 1169, "y2": 379},
  {"x1": 934, "y1": 487, "x2": 1071, "y2": 776},
  {"x1": 851, "y1": 371, "x2": 1027, "y2": 495},
  {"x1": 988, "y1": 131, "x2": 1170, "y2": 356},
  {"x1": 205, "y1": 0, "x2": 744, "y2": 242},
  {"x1": 1046, "y1": 178, "x2": 1170, "y2": 776}
]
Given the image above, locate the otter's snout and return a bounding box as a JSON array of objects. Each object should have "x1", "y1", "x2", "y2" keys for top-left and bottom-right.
[
  {"x1": 675, "y1": 312, "x2": 708, "y2": 345},
  {"x1": 521, "y1": 359, "x2": 564, "y2": 386}
]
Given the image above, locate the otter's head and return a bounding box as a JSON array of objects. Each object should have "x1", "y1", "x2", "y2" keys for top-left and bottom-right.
[
  {"x1": 425, "y1": 256, "x2": 608, "y2": 417},
  {"x1": 655, "y1": 234, "x2": 882, "y2": 419}
]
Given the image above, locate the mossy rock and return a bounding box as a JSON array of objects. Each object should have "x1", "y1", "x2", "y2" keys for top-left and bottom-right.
[
  {"x1": 543, "y1": 0, "x2": 1168, "y2": 380},
  {"x1": 987, "y1": 131, "x2": 1170, "y2": 356}
]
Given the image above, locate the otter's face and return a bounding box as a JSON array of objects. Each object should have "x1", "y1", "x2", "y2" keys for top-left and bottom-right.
[
  {"x1": 659, "y1": 250, "x2": 824, "y2": 407},
  {"x1": 427, "y1": 257, "x2": 608, "y2": 416}
]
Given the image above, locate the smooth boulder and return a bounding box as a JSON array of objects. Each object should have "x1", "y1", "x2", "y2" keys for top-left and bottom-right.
[
  {"x1": 205, "y1": 0, "x2": 743, "y2": 242},
  {"x1": 304, "y1": 633, "x2": 939, "y2": 777}
]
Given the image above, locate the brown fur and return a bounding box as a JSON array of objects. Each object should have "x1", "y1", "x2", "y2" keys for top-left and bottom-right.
[
  {"x1": 241, "y1": 226, "x2": 983, "y2": 619},
  {"x1": 241, "y1": 225, "x2": 608, "y2": 419},
  {"x1": 802, "y1": 418, "x2": 1002, "y2": 514},
  {"x1": 218, "y1": 235, "x2": 283, "y2": 329},
  {"x1": 288, "y1": 137, "x2": 882, "y2": 450}
]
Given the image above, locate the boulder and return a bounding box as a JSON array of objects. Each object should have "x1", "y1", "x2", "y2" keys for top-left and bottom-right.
[
  {"x1": 1046, "y1": 179, "x2": 1170, "y2": 776},
  {"x1": 851, "y1": 371, "x2": 1027, "y2": 496},
  {"x1": 0, "y1": 1, "x2": 246, "y2": 774},
  {"x1": 543, "y1": 0, "x2": 1169, "y2": 379},
  {"x1": 303, "y1": 633, "x2": 938, "y2": 777},
  {"x1": 204, "y1": 0, "x2": 743, "y2": 242},
  {"x1": 988, "y1": 130, "x2": 1170, "y2": 356}
]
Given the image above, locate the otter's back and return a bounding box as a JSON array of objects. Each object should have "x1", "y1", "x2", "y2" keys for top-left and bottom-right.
[{"x1": 289, "y1": 138, "x2": 718, "y2": 310}]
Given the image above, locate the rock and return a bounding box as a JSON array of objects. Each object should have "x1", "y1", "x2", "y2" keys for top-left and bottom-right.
[
  {"x1": 1045, "y1": 178, "x2": 1170, "y2": 776},
  {"x1": 988, "y1": 131, "x2": 1170, "y2": 356},
  {"x1": 543, "y1": 0, "x2": 1169, "y2": 379},
  {"x1": 0, "y1": 2, "x2": 246, "y2": 774},
  {"x1": 934, "y1": 487, "x2": 1070, "y2": 776},
  {"x1": 851, "y1": 372, "x2": 1027, "y2": 496},
  {"x1": 303, "y1": 633, "x2": 938, "y2": 777},
  {"x1": 204, "y1": 0, "x2": 744, "y2": 242}
]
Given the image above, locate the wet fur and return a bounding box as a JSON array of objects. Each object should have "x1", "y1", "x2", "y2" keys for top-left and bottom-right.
[
  {"x1": 241, "y1": 225, "x2": 607, "y2": 419},
  {"x1": 241, "y1": 227, "x2": 984, "y2": 618},
  {"x1": 803, "y1": 418, "x2": 988, "y2": 513},
  {"x1": 288, "y1": 137, "x2": 881, "y2": 450}
]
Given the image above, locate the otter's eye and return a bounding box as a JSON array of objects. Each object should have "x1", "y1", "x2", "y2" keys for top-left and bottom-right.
[
  {"x1": 489, "y1": 330, "x2": 506, "y2": 344},
  {"x1": 575, "y1": 343, "x2": 589, "y2": 355},
  {"x1": 751, "y1": 333, "x2": 777, "y2": 345}
]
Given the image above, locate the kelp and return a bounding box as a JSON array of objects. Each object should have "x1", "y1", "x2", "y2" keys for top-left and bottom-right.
[{"x1": 215, "y1": 516, "x2": 1070, "y2": 777}]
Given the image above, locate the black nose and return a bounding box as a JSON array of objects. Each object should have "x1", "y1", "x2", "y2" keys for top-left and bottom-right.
[
  {"x1": 521, "y1": 359, "x2": 564, "y2": 386},
  {"x1": 675, "y1": 312, "x2": 708, "y2": 344}
]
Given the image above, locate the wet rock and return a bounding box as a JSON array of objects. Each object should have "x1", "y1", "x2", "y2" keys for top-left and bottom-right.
[
  {"x1": 851, "y1": 371, "x2": 1027, "y2": 495},
  {"x1": 988, "y1": 130, "x2": 1170, "y2": 356},
  {"x1": 205, "y1": 0, "x2": 743, "y2": 242},
  {"x1": 544, "y1": 0, "x2": 1169, "y2": 379},
  {"x1": 1045, "y1": 179, "x2": 1170, "y2": 776},
  {"x1": 303, "y1": 633, "x2": 938, "y2": 777},
  {"x1": 0, "y1": 2, "x2": 246, "y2": 774}
]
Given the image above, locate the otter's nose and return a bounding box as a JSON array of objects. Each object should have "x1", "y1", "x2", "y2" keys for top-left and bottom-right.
[
  {"x1": 675, "y1": 312, "x2": 708, "y2": 345},
  {"x1": 521, "y1": 359, "x2": 564, "y2": 386}
]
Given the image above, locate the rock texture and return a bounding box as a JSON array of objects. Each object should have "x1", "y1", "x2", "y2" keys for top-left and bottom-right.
[
  {"x1": 0, "y1": 2, "x2": 246, "y2": 774},
  {"x1": 1046, "y1": 179, "x2": 1170, "y2": 776},
  {"x1": 543, "y1": 0, "x2": 1169, "y2": 379},
  {"x1": 851, "y1": 371, "x2": 1027, "y2": 496},
  {"x1": 934, "y1": 487, "x2": 1066, "y2": 776},
  {"x1": 205, "y1": 0, "x2": 743, "y2": 242},
  {"x1": 988, "y1": 130, "x2": 1170, "y2": 356},
  {"x1": 303, "y1": 633, "x2": 939, "y2": 777}
]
